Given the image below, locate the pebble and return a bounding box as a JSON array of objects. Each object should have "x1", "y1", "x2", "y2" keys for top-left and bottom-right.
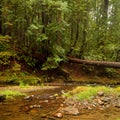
[
  {"x1": 101, "y1": 97, "x2": 110, "y2": 102},
  {"x1": 98, "y1": 99, "x2": 104, "y2": 105},
  {"x1": 115, "y1": 102, "x2": 120, "y2": 108},
  {"x1": 54, "y1": 112, "x2": 63, "y2": 118},
  {"x1": 29, "y1": 104, "x2": 41, "y2": 108},
  {"x1": 62, "y1": 106, "x2": 80, "y2": 116}
]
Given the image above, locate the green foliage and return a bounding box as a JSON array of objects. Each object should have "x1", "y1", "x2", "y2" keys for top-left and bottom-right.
[
  {"x1": 42, "y1": 56, "x2": 63, "y2": 70},
  {"x1": 20, "y1": 55, "x2": 36, "y2": 67},
  {"x1": 64, "y1": 86, "x2": 117, "y2": 101},
  {"x1": 0, "y1": 90, "x2": 26, "y2": 99},
  {"x1": 0, "y1": 0, "x2": 120, "y2": 71},
  {"x1": 42, "y1": 44, "x2": 66, "y2": 70},
  {"x1": 0, "y1": 51, "x2": 14, "y2": 65},
  {"x1": 6, "y1": 71, "x2": 41, "y2": 85},
  {"x1": 12, "y1": 62, "x2": 21, "y2": 71},
  {"x1": 104, "y1": 68, "x2": 120, "y2": 78},
  {"x1": 0, "y1": 35, "x2": 16, "y2": 67},
  {"x1": 116, "y1": 118, "x2": 120, "y2": 120}
]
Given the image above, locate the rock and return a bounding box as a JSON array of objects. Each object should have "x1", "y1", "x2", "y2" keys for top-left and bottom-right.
[
  {"x1": 44, "y1": 100, "x2": 49, "y2": 103},
  {"x1": 24, "y1": 96, "x2": 31, "y2": 100},
  {"x1": 101, "y1": 97, "x2": 111, "y2": 103},
  {"x1": 47, "y1": 116, "x2": 56, "y2": 120},
  {"x1": 3, "y1": 112, "x2": 12, "y2": 116},
  {"x1": 29, "y1": 109, "x2": 38, "y2": 115},
  {"x1": 115, "y1": 101, "x2": 120, "y2": 108},
  {"x1": 97, "y1": 99, "x2": 104, "y2": 105},
  {"x1": 41, "y1": 113, "x2": 47, "y2": 118},
  {"x1": 83, "y1": 101, "x2": 89, "y2": 106},
  {"x1": 62, "y1": 106, "x2": 79, "y2": 116},
  {"x1": 64, "y1": 99, "x2": 75, "y2": 106},
  {"x1": 24, "y1": 95, "x2": 34, "y2": 100},
  {"x1": 54, "y1": 112, "x2": 63, "y2": 118},
  {"x1": 0, "y1": 94, "x2": 6, "y2": 102},
  {"x1": 29, "y1": 104, "x2": 41, "y2": 109},
  {"x1": 87, "y1": 106, "x2": 92, "y2": 110},
  {"x1": 97, "y1": 91, "x2": 104, "y2": 97}
]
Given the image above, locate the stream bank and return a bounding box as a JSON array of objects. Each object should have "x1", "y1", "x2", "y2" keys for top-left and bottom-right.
[{"x1": 0, "y1": 85, "x2": 120, "y2": 120}]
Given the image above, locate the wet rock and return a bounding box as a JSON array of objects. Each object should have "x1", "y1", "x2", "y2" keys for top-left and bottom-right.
[
  {"x1": 47, "y1": 116, "x2": 56, "y2": 120},
  {"x1": 24, "y1": 96, "x2": 31, "y2": 100},
  {"x1": 23, "y1": 106, "x2": 30, "y2": 112},
  {"x1": 54, "y1": 112, "x2": 63, "y2": 118},
  {"x1": 24, "y1": 95, "x2": 34, "y2": 100},
  {"x1": 40, "y1": 113, "x2": 47, "y2": 118},
  {"x1": 97, "y1": 99, "x2": 104, "y2": 105},
  {"x1": 101, "y1": 97, "x2": 111, "y2": 103},
  {"x1": 115, "y1": 101, "x2": 120, "y2": 108},
  {"x1": 39, "y1": 94, "x2": 50, "y2": 99},
  {"x1": 83, "y1": 101, "x2": 89, "y2": 106},
  {"x1": 49, "y1": 95, "x2": 55, "y2": 100},
  {"x1": 29, "y1": 104, "x2": 41, "y2": 109},
  {"x1": 87, "y1": 106, "x2": 92, "y2": 110},
  {"x1": 62, "y1": 106, "x2": 79, "y2": 116},
  {"x1": 43, "y1": 100, "x2": 49, "y2": 103},
  {"x1": 0, "y1": 94, "x2": 6, "y2": 102},
  {"x1": 3, "y1": 112, "x2": 12, "y2": 116},
  {"x1": 29, "y1": 109, "x2": 38, "y2": 115},
  {"x1": 64, "y1": 99, "x2": 75, "y2": 106},
  {"x1": 97, "y1": 91, "x2": 104, "y2": 97}
]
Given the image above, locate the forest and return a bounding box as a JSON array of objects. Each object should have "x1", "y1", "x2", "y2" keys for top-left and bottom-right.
[{"x1": 0, "y1": 0, "x2": 120, "y2": 71}]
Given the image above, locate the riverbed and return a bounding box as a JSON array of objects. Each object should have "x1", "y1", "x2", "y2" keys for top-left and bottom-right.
[{"x1": 0, "y1": 85, "x2": 120, "y2": 120}]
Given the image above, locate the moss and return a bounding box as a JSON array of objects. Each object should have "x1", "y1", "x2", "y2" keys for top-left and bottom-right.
[{"x1": 0, "y1": 90, "x2": 26, "y2": 99}]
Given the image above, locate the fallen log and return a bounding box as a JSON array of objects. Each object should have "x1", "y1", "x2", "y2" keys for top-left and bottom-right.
[{"x1": 68, "y1": 57, "x2": 120, "y2": 68}]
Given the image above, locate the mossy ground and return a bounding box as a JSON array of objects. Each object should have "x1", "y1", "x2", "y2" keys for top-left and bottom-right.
[
  {"x1": 0, "y1": 90, "x2": 26, "y2": 99},
  {"x1": 64, "y1": 86, "x2": 120, "y2": 101},
  {"x1": 0, "y1": 62, "x2": 120, "y2": 85}
]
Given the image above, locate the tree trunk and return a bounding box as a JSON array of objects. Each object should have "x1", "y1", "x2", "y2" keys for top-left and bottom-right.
[
  {"x1": 56, "y1": 10, "x2": 62, "y2": 45},
  {"x1": 0, "y1": 5, "x2": 2, "y2": 34},
  {"x1": 68, "y1": 57, "x2": 120, "y2": 68}
]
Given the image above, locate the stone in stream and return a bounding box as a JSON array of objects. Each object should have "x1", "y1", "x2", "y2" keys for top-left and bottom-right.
[
  {"x1": 101, "y1": 97, "x2": 111, "y2": 103},
  {"x1": 54, "y1": 112, "x2": 63, "y2": 118},
  {"x1": 24, "y1": 95, "x2": 34, "y2": 101},
  {"x1": 29, "y1": 104, "x2": 41, "y2": 109},
  {"x1": 115, "y1": 100, "x2": 120, "y2": 108},
  {"x1": 0, "y1": 94, "x2": 6, "y2": 102},
  {"x1": 40, "y1": 113, "x2": 47, "y2": 118},
  {"x1": 97, "y1": 99, "x2": 104, "y2": 105},
  {"x1": 62, "y1": 106, "x2": 80, "y2": 116},
  {"x1": 3, "y1": 112, "x2": 12, "y2": 116}
]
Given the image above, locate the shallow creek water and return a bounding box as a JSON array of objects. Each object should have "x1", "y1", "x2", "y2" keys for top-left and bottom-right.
[{"x1": 0, "y1": 85, "x2": 120, "y2": 120}]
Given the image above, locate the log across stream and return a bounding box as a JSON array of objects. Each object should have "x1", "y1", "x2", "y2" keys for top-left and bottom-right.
[{"x1": 68, "y1": 57, "x2": 120, "y2": 68}]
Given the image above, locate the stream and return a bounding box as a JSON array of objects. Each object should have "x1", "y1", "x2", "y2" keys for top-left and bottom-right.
[{"x1": 0, "y1": 85, "x2": 120, "y2": 120}]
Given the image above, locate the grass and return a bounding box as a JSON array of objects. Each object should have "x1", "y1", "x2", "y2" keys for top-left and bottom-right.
[
  {"x1": 0, "y1": 90, "x2": 26, "y2": 99},
  {"x1": 63, "y1": 86, "x2": 118, "y2": 101},
  {"x1": 116, "y1": 118, "x2": 120, "y2": 120},
  {"x1": 115, "y1": 86, "x2": 120, "y2": 92}
]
